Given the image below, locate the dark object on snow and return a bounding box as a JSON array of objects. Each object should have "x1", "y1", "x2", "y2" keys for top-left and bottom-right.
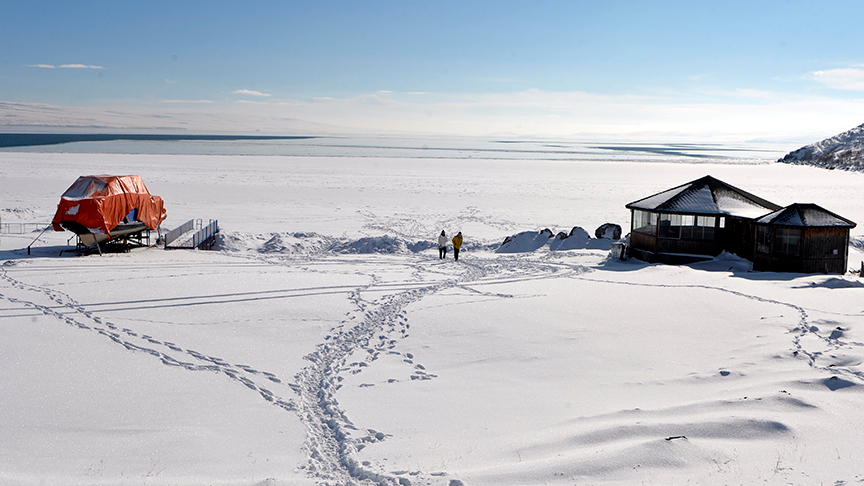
[
  {"x1": 624, "y1": 175, "x2": 857, "y2": 273},
  {"x1": 595, "y1": 223, "x2": 622, "y2": 240},
  {"x1": 626, "y1": 175, "x2": 780, "y2": 264},
  {"x1": 610, "y1": 241, "x2": 626, "y2": 260},
  {"x1": 665, "y1": 435, "x2": 687, "y2": 441},
  {"x1": 51, "y1": 175, "x2": 166, "y2": 254},
  {"x1": 753, "y1": 203, "x2": 856, "y2": 274}
]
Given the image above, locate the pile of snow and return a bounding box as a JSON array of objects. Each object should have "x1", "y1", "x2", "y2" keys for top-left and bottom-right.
[
  {"x1": 496, "y1": 229, "x2": 555, "y2": 253},
  {"x1": 218, "y1": 231, "x2": 500, "y2": 256},
  {"x1": 799, "y1": 277, "x2": 864, "y2": 289},
  {"x1": 549, "y1": 226, "x2": 591, "y2": 250},
  {"x1": 779, "y1": 122, "x2": 864, "y2": 170},
  {"x1": 496, "y1": 227, "x2": 612, "y2": 253},
  {"x1": 219, "y1": 231, "x2": 475, "y2": 256},
  {"x1": 332, "y1": 235, "x2": 408, "y2": 254},
  {"x1": 687, "y1": 251, "x2": 753, "y2": 273},
  {"x1": 258, "y1": 232, "x2": 337, "y2": 254}
]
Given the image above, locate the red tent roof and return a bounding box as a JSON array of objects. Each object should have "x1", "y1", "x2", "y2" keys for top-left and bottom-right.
[{"x1": 52, "y1": 175, "x2": 166, "y2": 236}]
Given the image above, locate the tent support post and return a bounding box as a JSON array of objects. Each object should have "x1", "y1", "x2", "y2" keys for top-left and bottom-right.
[{"x1": 26, "y1": 225, "x2": 51, "y2": 255}]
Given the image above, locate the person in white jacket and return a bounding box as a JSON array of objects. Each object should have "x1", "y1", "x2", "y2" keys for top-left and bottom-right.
[{"x1": 437, "y1": 230, "x2": 448, "y2": 259}]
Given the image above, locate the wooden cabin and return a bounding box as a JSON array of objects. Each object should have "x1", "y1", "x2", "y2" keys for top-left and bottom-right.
[
  {"x1": 625, "y1": 176, "x2": 781, "y2": 264},
  {"x1": 626, "y1": 177, "x2": 857, "y2": 274},
  {"x1": 753, "y1": 204, "x2": 856, "y2": 274}
]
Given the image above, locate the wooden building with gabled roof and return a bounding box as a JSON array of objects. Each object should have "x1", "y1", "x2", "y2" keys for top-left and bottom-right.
[
  {"x1": 753, "y1": 203, "x2": 856, "y2": 274},
  {"x1": 625, "y1": 176, "x2": 782, "y2": 264},
  {"x1": 625, "y1": 176, "x2": 857, "y2": 274}
]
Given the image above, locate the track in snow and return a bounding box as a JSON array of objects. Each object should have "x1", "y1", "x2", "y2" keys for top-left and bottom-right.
[
  {"x1": 0, "y1": 251, "x2": 583, "y2": 486},
  {"x1": 276, "y1": 252, "x2": 585, "y2": 485},
  {"x1": 573, "y1": 274, "x2": 864, "y2": 389}
]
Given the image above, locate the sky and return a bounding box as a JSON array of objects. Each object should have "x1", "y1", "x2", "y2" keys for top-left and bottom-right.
[{"x1": 2, "y1": 0, "x2": 864, "y2": 140}]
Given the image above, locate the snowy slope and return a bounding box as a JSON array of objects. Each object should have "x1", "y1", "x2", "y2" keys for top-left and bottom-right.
[{"x1": 779, "y1": 122, "x2": 864, "y2": 170}]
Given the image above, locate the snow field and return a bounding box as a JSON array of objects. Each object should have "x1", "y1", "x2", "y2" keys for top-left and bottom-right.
[{"x1": 3, "y1": 151, "x2": 864, "y2": 484}]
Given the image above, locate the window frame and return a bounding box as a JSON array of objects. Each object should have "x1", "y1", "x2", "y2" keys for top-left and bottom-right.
[
  {"x1": 774, "y1": 227, "x2": 802, "y2": 257},
  {"x1": 756, "y1": 225, "x2": 771, "y2": 254},
  {"x1": 632, "y1": 209, "x2": 658, "y2": 235}
]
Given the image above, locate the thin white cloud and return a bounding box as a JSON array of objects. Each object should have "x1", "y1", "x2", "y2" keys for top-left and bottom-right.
[
  {"x1": 5, "y1": 87, "x2": 864, "y2": 141},
  {"x1": 160, "y1": 99, "x2": 214, "y2": 103},
  {"x1": 232, "y1": 89, "x2": 272, "y2": 97},
  {"x1": 812, "y1": 68, "x2": 864, "y2": 91},
  {"x1": 27, "y1": 63, "x2": 104, "y2": 69},
  {"x1": 59, "y1": 64, "x2": 104, "y2": 69}
]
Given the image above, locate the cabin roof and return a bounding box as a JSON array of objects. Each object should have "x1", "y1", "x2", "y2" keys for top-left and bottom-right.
[
  {"x1": 625, "y1": 175, "x2": 782, "y2": 219},
  {"x1": 755, "y1": 203, "x2": 856, "y2": 228}
]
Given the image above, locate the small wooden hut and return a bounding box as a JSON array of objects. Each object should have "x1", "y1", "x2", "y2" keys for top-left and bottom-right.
[
  {"x1": 625, "y1": 176, "x2": 782, "y2": 264},
  {"x1": 753, "y1": 203, "x2": 856, "y2": 274}
]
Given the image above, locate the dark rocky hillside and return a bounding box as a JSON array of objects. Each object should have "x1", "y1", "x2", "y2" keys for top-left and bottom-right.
[{"x1": 779, "y1": 123, "x2": 864, "y2": 170}]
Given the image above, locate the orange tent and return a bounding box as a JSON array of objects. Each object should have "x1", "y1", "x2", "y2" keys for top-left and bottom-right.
[{"x1": 52, "y1": 175, "x2": 166, "y2": 237}]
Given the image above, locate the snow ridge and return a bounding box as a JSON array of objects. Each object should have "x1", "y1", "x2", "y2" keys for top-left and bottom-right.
[{"x1": 779, "y1": 122, "x2": 864, "y2": 170}]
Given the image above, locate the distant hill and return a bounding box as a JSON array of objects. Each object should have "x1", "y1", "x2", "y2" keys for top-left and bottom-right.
[{"x1": 779, "y1": 123, "x2": 864, "y2": 170}]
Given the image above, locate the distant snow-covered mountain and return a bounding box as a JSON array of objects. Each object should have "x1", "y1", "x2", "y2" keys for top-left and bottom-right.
[{"x1": 779, "y1": 123, "x2": 864, "y2": 170}]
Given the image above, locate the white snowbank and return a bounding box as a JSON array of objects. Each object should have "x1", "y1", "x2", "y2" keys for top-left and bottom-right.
[
  {"x1": 496, "y1": 227, "x2": 613, "y2": 253},
  {"x1": 687, "y1": 251, "x2": 753, "y2": 273}
]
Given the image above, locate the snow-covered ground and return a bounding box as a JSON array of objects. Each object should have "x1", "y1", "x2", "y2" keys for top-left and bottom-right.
[{"x1": 3, "y1": 150, "x2": 864, "y2": 485}]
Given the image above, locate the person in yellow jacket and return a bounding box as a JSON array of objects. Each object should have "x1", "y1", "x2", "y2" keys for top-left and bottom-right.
[{"x1": 452, "y1": 231, "x2": 463, "y2": 261}]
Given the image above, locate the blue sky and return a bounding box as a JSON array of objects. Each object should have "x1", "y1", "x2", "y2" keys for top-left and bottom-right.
[{"x1": 2, "y1": 1, "x2": 864, "y2": 139}]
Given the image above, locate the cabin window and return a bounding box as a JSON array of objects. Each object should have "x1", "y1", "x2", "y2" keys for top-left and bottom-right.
[
  {"x1": 694, "y1": 216, "x2": 716, "y2": 240},
  {"x1": 756, "y1": 225, "x2": 770, "y2": 253},
  {"x1": 775, "y1": 228, "x2": 801, "y2": 256},
  {"x1": 718, "y1": 217, "x2": 725, "y2": 229},
  {"x1": 659, "y1": 213, "x2": 683, "y2": 238},
  {"x1": 676, "y1": 215, "x2": 694, "y2": 238},
  {"x1": 632, "y1": 210, "x2": 658, "y2": 235}
]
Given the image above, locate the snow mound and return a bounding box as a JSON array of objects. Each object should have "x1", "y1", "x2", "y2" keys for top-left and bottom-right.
[
  {"x1": 407, "y1": 240, "x2": 437, "y2": 253},
  {"x1": 213, "y1": 231, "x2": 266, "y2": 252},
  {"x1": 688, "y1": 251, "x2": 753, "y2": 273},
  {"x1": 217, "y1": 231, "x2": 412, "y2": 255},
  {"x1": 550, "y1": 227, "x2": 591, "y2": 251},
  {"x1": 800, "y1": 277, "x2": 864, "y2": 289},
  {"x1": 779, "y1": 122, "x2": 864, "y2": 171},
  {"x1": 496, "y1": 227, "x2": 612, "y2": 253},
  {"x1": 496, "y1": 229, "x2": 554, "y2": 253},
  {"x1": 258, "y1": 232, "x2": 335, "y2": 254},
  {"x1": 332, "y1": 235, "x2": 408, "y2": 254}
]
